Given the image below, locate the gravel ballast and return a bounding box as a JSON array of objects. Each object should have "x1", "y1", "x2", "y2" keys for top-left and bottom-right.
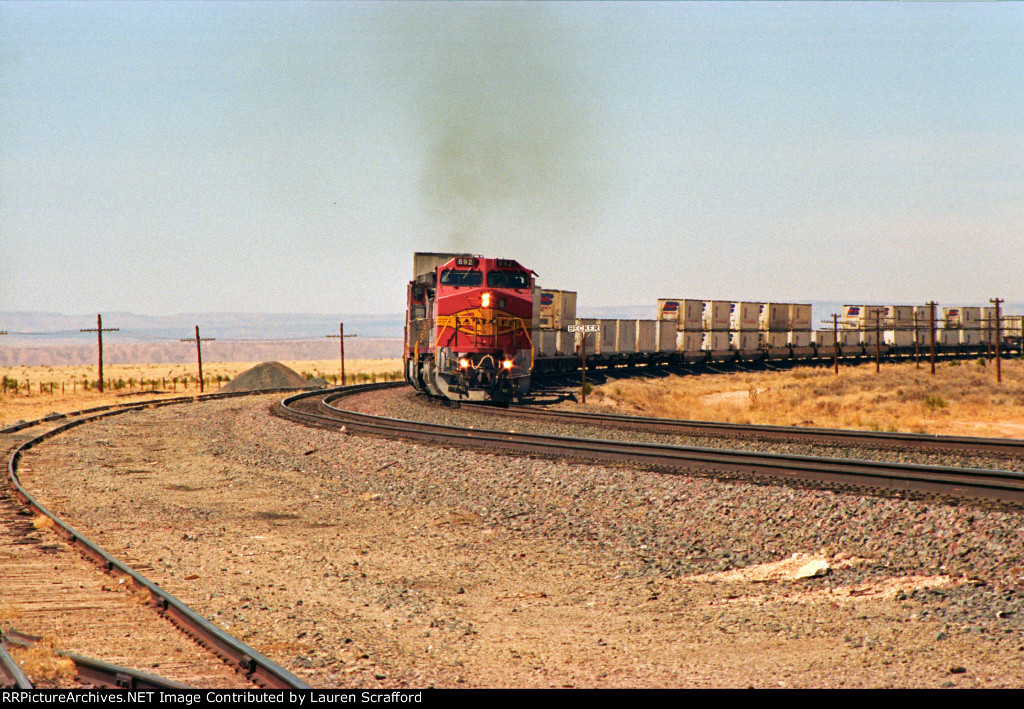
[
  {"x1": 342, "y1": 388, "x2": 1024, "y2": 473},
  {"x1": 15, "y1": 391, "x2": 1024, "y2": 688}
]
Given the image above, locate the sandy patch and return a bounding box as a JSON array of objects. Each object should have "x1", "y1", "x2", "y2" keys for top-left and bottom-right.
[
  {"x1": 947, "y1": 421, "x2": 1024, "y2": 439},
  {"x1": 682, "y1": 553, "x2": 959, "y2": 607},
  {"x1": 699, "y1": 389, "x2": 765, "y2": 407},
  {"x1": 683, "y1": 553, "x2": 865, "y2": 583}
]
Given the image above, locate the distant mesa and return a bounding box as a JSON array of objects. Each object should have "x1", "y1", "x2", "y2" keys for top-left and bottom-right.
[{"x1": 217, "y1": 361, "x2": 320, "y2": 393}]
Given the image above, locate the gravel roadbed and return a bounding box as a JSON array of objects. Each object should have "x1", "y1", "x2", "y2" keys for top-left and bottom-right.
[
  {"x1": 341, "y1": 388, "x2": 1024, "y2": 473},
  {"x1": 16, "y1": 393, "x2": 1024, "y2": 688}
]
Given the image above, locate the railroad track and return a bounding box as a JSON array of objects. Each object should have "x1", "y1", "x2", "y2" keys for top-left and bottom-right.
[
  {"x1": 2, "y1": 391, "x2": 313, "y2": 689},
  {"x1": 277, "y1": 383, "x2": 1024, "y2": 506},
  {"x1": 1, "y1": 630, "x2": 192, "y2": 690},
  {"x1": 454, "y1": 400, "x2": 1024, "y2": 457}
]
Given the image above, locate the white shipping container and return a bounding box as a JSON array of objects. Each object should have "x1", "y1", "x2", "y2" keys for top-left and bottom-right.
[
  {"x1": 981, "y1": 307, "x2": 996, "y2": 336},
  {"x1": 789, "y1": 331, "x2": 812, "y2": 347},
  {"x1": 912, "y1": 306, "x2": 939, "y2": 345},
  {"x1": 729, "y1": 302, "x2": 761, "y2": 331},
  {"x1": 702, "y1": 301, "x2": 731, "y2": 331},
  {"x1": 531, "y1": 286, "x2": 541, "y2": 330},
  {"x1": 1004, "y1": 315, "x2": 1024, "y2": 337},
  {"x1": 760, "y1": 303, "x2": 790, "y2": 331},
  {"x1": 657, "y1": 299, "x2": 703, "y2": 330},
  {"x1": 538, "y1": 289, "x2": 577, "y2": 330},
  {"x1": 937, "y1": 329, "x2": 960, "y2": 346},
  {"x1": 616, "y1": 320, "x2": 636, "y2": 354},
  {"x1": 656, "y1": 321, "x2": 676, "y2": 353},
  {"x1": 574, "y1": 319, "x2": 599, "y2": 355},
  {"x1": 599, "y1": 319, "x2": 618, "y2": 354},
  {"x1": 538, "y1": 330, "x2": 558, "y2": 357},
  {"x1": 702, "y1": 332, "x2": 730, "y2": 351},
  {"x1": 556, "y1": 330, "x2": 574, "y2": 356},
  {"x1": 813, "y1": 331, "x2": 837, "y2": 348},
  {"x1": 913, "y1": 306, "x2": 935, "y2": 327},
  {"x1": 960, "y1": 329, "x2": 983, "y2": 346},
  {"x1": 731, "y1": 331, "x2": 761, "y2": 351},
  {"x1": 914, "y1": 326, "x2": 935, "y2": 349},
  {"x1": 839, "y1": 331, "x2": 862, "y2": 348},
  {"x1": 842, "y1": 305, "x2": 884, "y2": 330},
  {"x1": 943, "y1": 307, "x2": 962, "y2": 329},
  {"x1": 884, "y1": 330, "x2": 915, "y2": 347},
  {"x1": 676, "y1": 331, "x2": 703, "y2": 354},
  {"x1": 636, "y1": 320, "x2": 658, "y2": 354},
  {"x1": 657, "y1": 299, "x2": 681, "y2": 321},
  {"x1": 882, "y1": 305, "x2": 914, "y2": 326},
  {"x1": 761, "y1": 331, "x2": 789, "y2": 348},
  {"x1": 789, "y1": 304, "x2": 813, "y2": 331},
  {"x1": 960, "y1": 307, "x2": 982, "y2": 328}
]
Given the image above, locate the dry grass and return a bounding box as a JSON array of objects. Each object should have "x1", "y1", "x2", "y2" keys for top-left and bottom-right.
[
  {"x1": 0, "y1": 359, "x2": 402, "y2": 426},
  {"x1": 584, "y1": 359, "x2": 1024, "y2": 438},
  {"x1": 31, "y1": 515, "x2": 54, "y2": 531},
  {"x1": 8, "y1": 638, "x2": 76, "y2": 682}
]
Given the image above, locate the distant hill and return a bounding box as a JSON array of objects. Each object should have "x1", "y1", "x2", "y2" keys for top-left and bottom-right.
[
  {"x1": 0, "y1": 338, "x2": 403, "y2": 367},
  {"x1": 0, "y1": 311, "x2": 405, "y2": 345},
  {"x1": 0, "y1": 311, "x2": 405, "y2": 367}
]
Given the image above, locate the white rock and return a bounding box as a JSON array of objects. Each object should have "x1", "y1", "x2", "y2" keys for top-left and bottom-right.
[{"x1": 793, "y1": 559, "x2": 830, "y2": 579}]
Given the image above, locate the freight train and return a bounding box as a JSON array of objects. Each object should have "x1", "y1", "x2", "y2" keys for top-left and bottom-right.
[{"x1": 405, "y1": 253, "x2": 1022, "y2": 402}]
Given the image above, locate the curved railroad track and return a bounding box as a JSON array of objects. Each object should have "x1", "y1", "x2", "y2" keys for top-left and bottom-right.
[
  {"x1": 454, "y1": 400, "x2": 1024, "y2": 457},
  {"x1": 276, "y1": 383, "x2": 1024, "y2": 506},
  {"x1": 2, "y1": 391, "x2": 314, "y2": 689}
]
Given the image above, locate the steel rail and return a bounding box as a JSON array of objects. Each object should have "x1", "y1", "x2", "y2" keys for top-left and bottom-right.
[
  {"x1": 455, "y1": 402, "x2": 1024, "y2": 457},
  {"x1": 3, "y1": 630, "x2": 191, "y2": 690},
  {"x1": 4, "y1": 387, "x2": 315, "y2": 690},
  {"x1": 277, "y1": 384, "x2": 1024, "y2": 505},
  {"x1": 0, "y1": 637, "x2": 33, "y2": 689},
  {"x1": 0, "y1": 386, "x2": 320, "y2": 435}
]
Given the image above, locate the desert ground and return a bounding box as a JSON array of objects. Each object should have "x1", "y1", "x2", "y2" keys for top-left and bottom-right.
[
  {"x1": 580, "y1": 358, "x2": 1024, "y2": 439},
  {"x1": 0, "y1": 358, "x2": 403, "y2": 426}
]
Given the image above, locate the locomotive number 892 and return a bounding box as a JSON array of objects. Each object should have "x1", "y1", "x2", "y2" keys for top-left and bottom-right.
[{"x1": 404, "y1": 253, "x2": 535, "y2": 402}]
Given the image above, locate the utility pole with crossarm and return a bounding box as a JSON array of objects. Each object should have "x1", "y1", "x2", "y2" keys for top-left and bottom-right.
[
  {"x1": 181, "y1": 326, "x2": 215, "y2": 393},
  {"x1": 326, "y1": 323, "x2": 357, "y2": 385},
  {"x1": 80, "y1": 314, "x2": 118, "y2": 393}
]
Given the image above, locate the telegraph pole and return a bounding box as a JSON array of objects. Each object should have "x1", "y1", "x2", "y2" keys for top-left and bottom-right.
[
  {"x1": 831, "y1": 314, "x2": 839, "y2": 375},
  {"x1": 326, "y1": 323, "x2": 357, "y2": 385},
  {"x1": 874, "y1": 312, "x2": 881, "y2": 373},
  {"x1": 991, "y1": 298, "x2": 1003, "y2": 384},
  {"x1": 913, "y1": 311, "x2": 920, "y2": 369},
  {"x1": 181, "y1": 326, "x2": 215, "y2": 393},
  {"x1": 928, "y1": 301, "x2": 937, "y2": 375},
  {"x1": 80, "y1": 314, "x2": 118, "y2": 393},
  {"x1": 580, "y1": 331, "x2": 588, "y2": 404}
]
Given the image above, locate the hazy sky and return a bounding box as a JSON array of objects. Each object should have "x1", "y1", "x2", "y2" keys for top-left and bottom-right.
[{"x1": 2, "y1": 1, "x2": 1022, "y2": 315}]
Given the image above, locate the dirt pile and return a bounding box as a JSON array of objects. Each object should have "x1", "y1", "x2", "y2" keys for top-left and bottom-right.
[{"x1": 217, "y1": 362, "x2": 314, "y2": 393}]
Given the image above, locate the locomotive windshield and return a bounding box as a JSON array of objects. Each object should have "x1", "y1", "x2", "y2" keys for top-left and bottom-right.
[
  {"x1": 440, "y1": 269, "x2": 483, "y2": 287},
  {"x1": 486, "y1": 270, "x2": 530, "y2": 289}
]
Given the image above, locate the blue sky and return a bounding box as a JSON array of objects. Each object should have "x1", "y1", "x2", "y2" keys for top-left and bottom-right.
[{"x1": 2, "y1": 1, "x2": 1022, "y2": 315}]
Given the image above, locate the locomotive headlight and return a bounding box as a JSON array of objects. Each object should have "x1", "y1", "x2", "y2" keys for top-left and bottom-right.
[
  {"x1": 459, "y1": 357, "x2": 470, "y2": 369},
  {"x1": 502, "y1": 359, "x2": 513, "y2": 370},
  {"x1": 481, "y1": 292, "x2": 491, "y2": 307}
]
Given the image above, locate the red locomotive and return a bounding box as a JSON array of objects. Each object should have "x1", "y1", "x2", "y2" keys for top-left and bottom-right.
[{"x1": 404, "y1": 252, "x2": 535, "y2": 401}]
